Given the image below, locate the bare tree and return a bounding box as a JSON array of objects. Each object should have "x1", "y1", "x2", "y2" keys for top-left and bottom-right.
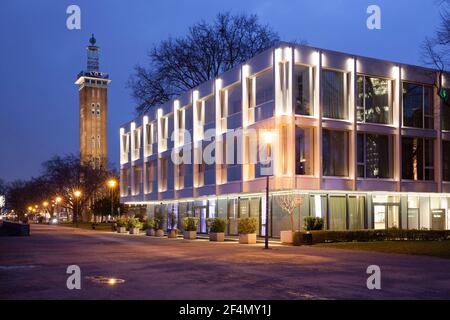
[
  {"x1": 277, "y1": 194, "x2": 304, "y2": 232},
  {"x1": 129, "y1": 12, "x2": 280, "y2": 115},
  {"x1": 422, "y1": 0, "x2": 450, "y2": 105}
]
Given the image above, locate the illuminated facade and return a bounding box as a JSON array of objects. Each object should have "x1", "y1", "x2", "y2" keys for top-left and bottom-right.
[{"x1": 120, "y1": 43, "x2": 450, "y2": 236}]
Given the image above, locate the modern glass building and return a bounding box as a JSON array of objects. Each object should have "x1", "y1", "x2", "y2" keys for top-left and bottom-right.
[{"x1": 119, "y1": 43, "x2": 450, "y2": 237}]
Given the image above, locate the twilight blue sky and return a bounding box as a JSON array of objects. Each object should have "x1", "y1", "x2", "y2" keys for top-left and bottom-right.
[{"x1": 0, "y1": 0, "x2": 440, "y2": 182}]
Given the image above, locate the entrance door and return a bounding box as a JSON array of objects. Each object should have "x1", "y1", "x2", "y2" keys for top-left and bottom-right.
[
  {"x1": 431, "y1": 209, "x2": 446, "y2": 230},
  {"x1": 373, "y1": 204, "x2": 400, "y2": 229},
  {"x1": 194, "y1": 206, "x2": 208, "y2": 233}
]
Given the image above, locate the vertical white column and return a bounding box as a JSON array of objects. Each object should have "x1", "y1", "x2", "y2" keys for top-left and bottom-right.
[
  {"x1": 392, "y1": 65, "x2": 402, "y2": 191},
  {"x1": 435, "y1": 72, "x2": 443, "y2": 193},
  {"x1": 348, "y1": 57, "x2": 357, "y2": 190},
  {"x1": 314, "y1": 51, "x2": 323, "y2": 184}
]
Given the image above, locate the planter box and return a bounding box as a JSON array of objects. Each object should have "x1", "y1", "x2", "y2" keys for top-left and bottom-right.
[
  {"x1": 117, "y1": 227, "x2": 127, "y2": 234},
  {"x1": 209, "y1": 232, "x2": 225, "y2": 242},
  {"x1": 146, "y1": 229, "x2": 155, "y2": 236},
  {"x1": 183, "y1": 231, "x2": 197, "y2": 240},
  {"x1": 168, "y1": 229, "x2": 178, "y2": 238},
  {"x1": 130, "y1": 228, "x2": 140, "y2": 235},
  {"x1": 239, "y1": 233, "x2": 257, "y2": 244},
  {"x1": 155, "y1": 229, "x2": 165, "y2": 237},
  {"x1": 280, "y1": 230, "x2": 293, "y2": 244}
]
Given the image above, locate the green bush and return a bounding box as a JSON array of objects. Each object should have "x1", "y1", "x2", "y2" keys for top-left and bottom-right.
[
  {"x1": 154, "y1": 211, "x2": 165, "y2": 230},
  {"x1": 128, "y1": 217, "x2": 143, "y2": 229},
  {"x1": 183, "y1": 217, "x2": 199, "y2": 231},
  {"x1": 208, "y1": 218, "x2": 228, "y2": 233},
  {"x1": 238, "y1": 217, "x2": 258, "y2": 234},
  {"x1": 293, "y1": 229, "x2": 450, "y2": 246},
  {"x1": 116, "y1": 216, "x2": 128, "y2": 228},
  {"x1": 146, "y1": 218, "x2": 155, "y2": 230},
  {"x1": 304, "y1": 216, "x2": 324, "y2": 231}
]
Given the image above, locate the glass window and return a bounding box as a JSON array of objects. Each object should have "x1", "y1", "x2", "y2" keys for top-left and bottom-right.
[
  {"x1": 254, "y1": 69, "x2": 274, "y2": 107},
  {"x1": 357, "y1": 75, "x2": 392, "y2": 124},
  {"x1": 226, "y1": 83, "x2": 242, "y2": 116},
  {"x1": 357, "y1": 133, "x2": 392, "y2": 179},
  {"x1": 348, "y1": 196, "x2": 365, "y2": 230},
  {"x1": 403, "y1": 82, "x2": 434, "y2": 129},
  {"x1": 402, "y1": 137, "x2": 434, "y2": 180},
  {"x1": 322, "y1": 69, "x2": 348, "y2": 119},
  {"x1": 443, "y1": 140, "x2": 450, "y2": 182},
  {"x1": 204, "y1": 95, "x2": 215, "y2": 125},
  {"x1": 329, "y1": 196, "x2": 347, "y2": 230},
  {"x1": 407, "y1": 196, "x2": 419, "y2": 229},
  {"x1": 294, "y1": 65, "x2": 313, "y2": 115},
  {"x1": 295, "y1": 126, "x2": 314, "y2": 175},
  {"x1": 323, "y1": 129, "x2": 349, "y2": 177},
  {"x1": 442, "y1": 92, "x2": 450, "y2": 130}
]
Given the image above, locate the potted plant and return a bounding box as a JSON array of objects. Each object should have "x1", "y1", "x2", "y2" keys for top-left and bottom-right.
[
  {"x1": 128, "y1": 217, "x2": 143, "y2": 235},
  {"x1": 146, "y1": 218, "x2": 155, "y2": 236},
  {"x1": 277, "y1": 194, "x2": 304, "y2": 244},
  {"x1": 238, "y1": 217, "x2": 258, "y2": 244},
  {"x1": 182, "y1": 217, "x2": 198, "y2": 240},
  {"x1": 167, "y1": 211, "x2": 178, "y2": 238},
  {"x1": 154, "y1": 211, "x2": 165, "y2": 237},
  {"x1": 116, "y1": 216, "x2": 129, "y2": 234},
  {"x1": 208, "y1": 217, "x2": 227, "y2": 242},
  {"x1": 303, "y1": 216, "x2": 324, "y2": 245}
]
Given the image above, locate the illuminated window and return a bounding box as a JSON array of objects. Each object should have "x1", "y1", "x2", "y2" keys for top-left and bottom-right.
[
  {"x1": 403, "y1": 82, "x2": 434, "y2": 129},
  {"x1": 357, "y1": 75, "x2": 392, "y2": 124}
]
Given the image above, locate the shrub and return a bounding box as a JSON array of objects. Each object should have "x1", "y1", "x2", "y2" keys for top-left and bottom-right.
[
  {"x1": 293, "y1": 229, "x2": 450, "y2": 245},
  {"x1": 304, "y1": 216, "x2": 324, "y2": 231},
  {"x1": 208, "y1": 218, "x2": 228, "y2": 233},
  {"x1": 183, "y1": 217, "x2": 199, "y2": 231},
  {"x1": 128, "y1": 217, "x2": 143, "y2": 229},
  {"x1": 146, "y1": 218, "x2": 155, "y2": 230},
  {"x1": 238, "y1": 217, "x2": 258, "y2": 234},
  {"x1": 116, "y1": 216, "x2": 128, "y2": 228},
  {"x1": 154, "y1": 211, "x2": 165, "y2": 230}
]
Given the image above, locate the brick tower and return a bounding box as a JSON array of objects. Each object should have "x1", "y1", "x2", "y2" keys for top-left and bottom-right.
[{"x1": 75, "y1": 34, "x2": 110, "y2": 169}]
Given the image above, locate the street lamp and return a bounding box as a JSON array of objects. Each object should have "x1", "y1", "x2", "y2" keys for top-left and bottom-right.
[
  {"x1": 107, "y1": 179, "x2": 118, "y2": 224},
  {"x1": 262, "y1": 130, "x2": 274, "y2": 250},
  {"x1": 74, "y1": 190, "x2": 82, "y2": 227}
]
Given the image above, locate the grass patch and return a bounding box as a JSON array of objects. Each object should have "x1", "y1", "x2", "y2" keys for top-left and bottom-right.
[
  {"x1": 59, "y1": 222, "x2": 114, "y2": 232},
  {"x1": 316, "y1": 241, "x2": 450, "y2": 259}
]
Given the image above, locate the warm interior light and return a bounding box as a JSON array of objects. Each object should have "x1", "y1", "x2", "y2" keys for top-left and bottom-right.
[
  {"x1": 74, "y1": 190, "x2": 82, "y2": 198},
  {"x1": 55, "y1": 197, "x2": 62, "y2": 203},
  {"x1": 108, "y1": 278, "x2": 116, "y2": 285},
  {"x1": 43, "y1": 201, "x2": 48, "y2": 207}
]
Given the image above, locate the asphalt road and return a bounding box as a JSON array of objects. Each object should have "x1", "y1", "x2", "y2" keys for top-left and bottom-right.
[{"x1": 1, "y1": 224, "x2": 449, "y2": 299}]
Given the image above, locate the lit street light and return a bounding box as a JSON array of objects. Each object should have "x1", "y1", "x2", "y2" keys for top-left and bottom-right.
[
  {"x1": 107, "y1": 179, "x2": 118, "y2": 224},
  {"x1": 74, "y1": 190, "x2": 82, "y2": 228}
]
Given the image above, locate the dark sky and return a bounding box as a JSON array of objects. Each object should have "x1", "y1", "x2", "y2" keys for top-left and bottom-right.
[{"x1": 0, "y1": 0, "x2": 440, "y2": 182}]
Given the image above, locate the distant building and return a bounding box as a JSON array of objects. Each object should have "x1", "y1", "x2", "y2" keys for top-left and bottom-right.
[
  {"x1": 75, "y1": 35, "x2": 110, "y2": 169},
  {"x1": 120, "y1": 43, "x2": 450, "y2": 236}
]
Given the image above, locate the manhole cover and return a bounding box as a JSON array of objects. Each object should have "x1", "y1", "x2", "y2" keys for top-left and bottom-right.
[{"x1": 86, "y1": 276, "x2": 125, "y2": 285}]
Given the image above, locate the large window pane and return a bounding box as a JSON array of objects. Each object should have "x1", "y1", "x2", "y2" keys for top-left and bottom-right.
[
  {"x1": 254, "y1": 69, "x2": 274, "y2": 107},
  {"x1": 226, "y1": 83, "x2": 241, "y2": 116},
  {"x1": 443, "y1": 95, "x2": 450, "y2": 130},
  {"x1": 348, "y1": 196, "x2": 365, "y2": 230},
  {"x1": 295, "y1": 127, "x2": 314, "y2": 175},
  {"x1": 443, "y1": 141, "x2": 450, "y2": 181},
  {"x1": 294, "y1": 65, "x2": 313, "y2": 115},
  {"x1": 322, "y1": 70, "x2": 347, "y2": 119},
  {"x1": 402, "y1": 137, "x2": 424, "y2": 180},
  {"x1": 357, "y1": 133, "x2": 392, "y2": 178},
  {"x1": 357, "y1": 75, "x2": 392, "y2": 124},
  {"x1": 323, "y1": 129, "x2": 348, "y2": 176},
  {"x1": 403, "y1": 83, "x2": 423, "y2": 128},
  {"x1": 329, "y1": 196, "x2": 347, "y2": 230},
  {"x1": 403, "y1": 83, "x2": 434, "y2": 129}
]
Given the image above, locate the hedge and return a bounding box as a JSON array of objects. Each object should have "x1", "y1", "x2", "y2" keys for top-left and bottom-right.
[{"x1": 293, "y1": 229, "x2": 450, "y2": 246}]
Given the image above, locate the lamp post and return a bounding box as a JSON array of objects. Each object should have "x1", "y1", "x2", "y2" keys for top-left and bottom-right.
[
  {"x1": 74, "y1": 190, "x2": 82, "y2": 228},
  {"x1": 107, "y1": 179, "x2": 118, "y2": 223},
  {"x1": 55, "y1": 196, "x2": 62, "y2": 222},
  {"x1": 262, "y1": 130, "x2": 274, "y2": 250}
]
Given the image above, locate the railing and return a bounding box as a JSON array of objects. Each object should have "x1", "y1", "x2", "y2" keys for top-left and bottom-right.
[
  {"x1": 120, "y1": 152, "x2": 129, "y2": 164},
  {"x1": 144, "y1": 144, "x2": 153, "y2": 157},
  {"x1": 132, "y1": 148, "x2": 140, "y2": 161}
]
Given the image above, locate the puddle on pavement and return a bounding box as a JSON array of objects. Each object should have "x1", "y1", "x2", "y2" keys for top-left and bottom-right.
[
  {"x1": 0, "y1": 265, "x2": 38, "y2": 270},
  {"x1": 86, "y1": 276, "x2": 125, "y2": 285}
]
